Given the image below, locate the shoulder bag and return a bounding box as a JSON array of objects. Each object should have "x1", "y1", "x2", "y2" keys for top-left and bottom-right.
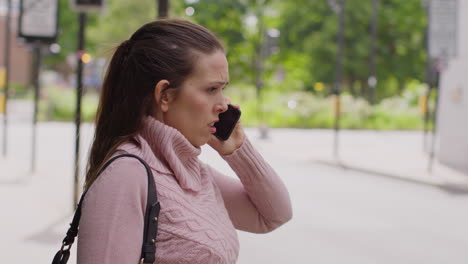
[{"x1": 51, "y1": 154, "x2": 161, "y2": 264}]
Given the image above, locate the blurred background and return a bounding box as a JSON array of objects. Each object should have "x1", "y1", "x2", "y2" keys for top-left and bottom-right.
[{"x1": 1, "y1": 0, "x2": 467, "y2": 263}]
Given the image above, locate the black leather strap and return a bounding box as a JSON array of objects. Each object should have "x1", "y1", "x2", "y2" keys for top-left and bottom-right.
[{"x1": 52, "y1": 154, "x2": 160, "y2": 264}]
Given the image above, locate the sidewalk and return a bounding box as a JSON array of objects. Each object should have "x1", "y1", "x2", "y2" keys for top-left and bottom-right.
[
  {"x1": 253, "y1": 128, "x2": 468, "y2": 192},
  {"x1": 2, "y1": 97, "x2": 467, "y2": 190},
  {"x1": 2, "y1": 121, "x2": 467, "y2": 190},
  {"x1": 1, "y1": 122, "x2": 468, "y2": 263}
]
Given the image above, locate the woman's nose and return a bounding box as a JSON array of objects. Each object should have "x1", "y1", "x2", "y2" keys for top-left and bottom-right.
[{"x1": 216, "y1": 97, "x2": 230, "y2": 113}]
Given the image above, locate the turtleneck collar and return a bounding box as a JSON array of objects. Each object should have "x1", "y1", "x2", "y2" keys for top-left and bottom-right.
[{"x1": 136, "y1": 116, "x2": 203, "y2": 192}]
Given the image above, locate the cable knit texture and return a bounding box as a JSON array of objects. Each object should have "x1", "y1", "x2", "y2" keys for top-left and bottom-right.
[{"x1": 77, "y1": 117, "x2": 292, "y2": 264}]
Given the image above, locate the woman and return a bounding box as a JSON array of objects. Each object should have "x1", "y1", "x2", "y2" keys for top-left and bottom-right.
[{"x1": 77, "y1": 19, "x2": 292, "y2": 264}]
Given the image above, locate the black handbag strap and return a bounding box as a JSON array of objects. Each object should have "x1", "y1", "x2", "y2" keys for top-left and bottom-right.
[{"x1": 52, "y1": 154, "x2": 160, "y2": 264}]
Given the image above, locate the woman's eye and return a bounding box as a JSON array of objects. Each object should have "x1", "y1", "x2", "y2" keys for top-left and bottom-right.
[{"x1": 208, "y1": 86, "x2": 226, "y2": 93}]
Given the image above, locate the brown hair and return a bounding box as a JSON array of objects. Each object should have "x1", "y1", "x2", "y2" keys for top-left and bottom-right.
[{"x1": 85, "y1": 19, "x2": 224, "y2": 189}]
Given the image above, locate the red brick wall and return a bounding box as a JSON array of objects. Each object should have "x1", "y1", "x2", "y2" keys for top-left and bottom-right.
[{"x1": 0, "y1": 15, "x2": 32, "y2": 87}]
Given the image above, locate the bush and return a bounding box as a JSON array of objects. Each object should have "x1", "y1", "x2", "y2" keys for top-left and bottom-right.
[
  {"x1": 228, "y1": 85, "x2": 428, "y2": 130},
  {"x1": 39, "y1": 86, "x2": 98, "y2": 122},
  {"x1": 8, "y1": 83, "x2": 31, "y2": 99},
  {"x1": 37, "y1": 84, "x2": 430, "y2": 130}
]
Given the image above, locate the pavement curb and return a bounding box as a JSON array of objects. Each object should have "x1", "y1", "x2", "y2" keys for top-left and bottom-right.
[{"x1": 313, "y1": 158, "x2": 468, "y2": 193}]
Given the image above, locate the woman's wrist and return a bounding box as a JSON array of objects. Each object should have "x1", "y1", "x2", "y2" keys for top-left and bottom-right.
[{"x1": 220, "y1": 139, "x2": 244, "y2": 156}]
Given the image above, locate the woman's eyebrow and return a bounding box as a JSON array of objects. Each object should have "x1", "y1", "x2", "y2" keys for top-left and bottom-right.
[{"x1": 209, "y1": 81, "x2": 229, "y2": 86}]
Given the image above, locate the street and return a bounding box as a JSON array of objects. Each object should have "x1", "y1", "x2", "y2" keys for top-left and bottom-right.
[{"x1": 1, "y1": 122, "x2": 468, "y2": 263}]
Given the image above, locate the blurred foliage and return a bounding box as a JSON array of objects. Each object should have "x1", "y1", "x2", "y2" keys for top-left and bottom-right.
[
  {"x1": 277, "y1": 0, "x2": 427, "y2": 101},
  {"x1": 181, "y1": 0, "x2": 254, "y2": 84},
  {"x1": 46, "y1": 0, "x2": 159, "y2": 64},
  {"x1": 227, "y1": 85, "x2": 432, "y2": 130},
  {"x1": 7, "y1": 83, "x2": 31, "y2": 99},
  {"x1": 86, "y1": 0, "x2": 157, "y2": 55},
  {"x1": 38, "y1": 86, "x2": 98, "y2": 122},
  {"x1": 39, "y1": 0, "x2": 434, "y2": 129},
  {"x1": 38, "y1": 83, "x2": 433, "y2": 130},
  {"x1": 46, "y1": 0, "x2": 428, "y2": 97},
  {"x1": 45, "y1": 0, "x2": 83, "y2": 65}
]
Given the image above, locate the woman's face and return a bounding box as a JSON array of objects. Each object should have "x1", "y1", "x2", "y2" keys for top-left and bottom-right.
[{"x1": 162, "y1": 50, "x2": 230, "y2": 147}]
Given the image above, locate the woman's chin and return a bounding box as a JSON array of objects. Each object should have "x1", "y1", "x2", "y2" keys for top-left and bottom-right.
[{"x1": 188, "y1": 136, "x2": 208, "y2": 148}]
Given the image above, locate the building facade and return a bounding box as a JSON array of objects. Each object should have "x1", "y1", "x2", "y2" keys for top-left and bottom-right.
[
  {"x1": 0, "y1": 2, "x2": 32, "y2": 87},
  {"x1": 437, "y1": 0, "x2": 468, "y2": 173}
]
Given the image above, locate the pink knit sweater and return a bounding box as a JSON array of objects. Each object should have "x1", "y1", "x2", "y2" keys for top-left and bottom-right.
[{"x1": 77, "y1": 117, "x2": 292, "y2": 264}]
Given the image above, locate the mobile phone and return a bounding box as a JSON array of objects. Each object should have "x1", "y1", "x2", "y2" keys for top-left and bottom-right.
[{"x1": 213, "y1": 104, "x2": 241, "y2": 141}]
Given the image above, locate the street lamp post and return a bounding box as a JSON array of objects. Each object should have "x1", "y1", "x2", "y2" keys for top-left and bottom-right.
[
  {"x1": 328, "y1": 0, "x2": 346, "y2": 159},
  {"x1": 158, "y1": 0, "x2": 169, "y2": 18},
  {"x1": 254, "y1": 0, "x2": 268, "y2": 139},
  {"x1": 368, "y1": 0, "x2": 379, "y2": 105},
  {"x1": 73, "y1": 13, "x2": 87, "y2": 206}
]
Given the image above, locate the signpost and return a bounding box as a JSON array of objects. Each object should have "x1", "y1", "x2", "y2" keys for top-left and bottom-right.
[
  {"x1": 428, "y1": 0, "x2": 458, "y2": 59},
  {"x1": 18, "y1": 0, "x2": 59, "y2": 172},
  {"x1": 426, "y1": 0, "x2": 458, "y2": 172},
  {"x1": 19, "y1": 0, "x2": 59, "y2": 42}
]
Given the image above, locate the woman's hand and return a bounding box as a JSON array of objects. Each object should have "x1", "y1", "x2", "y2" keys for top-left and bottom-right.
[{"x1": 208, "y1": 104, "x2": 245, "y2": 156}]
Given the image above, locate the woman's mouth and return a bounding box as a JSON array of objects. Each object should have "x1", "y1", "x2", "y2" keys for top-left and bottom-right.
[{"x1": 209, "y1": 121, "x2": 217, "y2": 133}]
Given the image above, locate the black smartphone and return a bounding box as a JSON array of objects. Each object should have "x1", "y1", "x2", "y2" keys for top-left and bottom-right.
[{"x1": 213, "y1": 104, "x2": 241, "y2": 141}]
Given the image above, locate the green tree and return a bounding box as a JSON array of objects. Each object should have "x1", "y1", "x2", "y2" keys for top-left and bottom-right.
[
  {"x1": 277, "y1": 0, "x2": 427, "y2": 100},
  {"x1": 86, "y1": 0, "x2": 157, "y2": 55},
  {"x1": 45, "y1": 0, "x2": 80, "y2": 66},
  {"x1": 182, "y1": 0, "x2": 253, "y2": 84},
  {"x1": 376, "y1": 0, "x2": 426, "y2": 98}
]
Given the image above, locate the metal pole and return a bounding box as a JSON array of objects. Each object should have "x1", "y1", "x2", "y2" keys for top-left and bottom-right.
[
  {"x1": 158, "y1": 0, "x2": 169, "y2": 18},
  {"x1": 423, "y1": 62, "x2": 433, "y2": 152},
  {"x1": 333, "y1": 0, "x2": 345, "y2": 159},
  {"x1": 255, "y1": 38, "x2": 263, "y2": 127},
  {"x1": 428, "y1": 67, "x2": 441, "y2": 172},
  {"x1": 31, "y1": 41, "x2": 42, "y2": 173},
  {"x1": 2, "y1": 0, "x2": 12, "y2": 157},
  {"x1": 423, "y1": 0, "x2": 431, "y2": 151},
  {"x1": 255, "y1": 1, "x2": 268, "y2": 139},
  {"x1": 74, "y1": 13, "x2": 86, "y2": 207},
  {"x1": 368, "y1": 0, "x2": 379, "y2": 104}
]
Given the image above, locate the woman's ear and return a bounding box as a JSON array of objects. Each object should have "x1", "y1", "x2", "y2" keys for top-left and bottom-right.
[{"x1": 154, "y1": 80, "x2": 171, "y2": 112}]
